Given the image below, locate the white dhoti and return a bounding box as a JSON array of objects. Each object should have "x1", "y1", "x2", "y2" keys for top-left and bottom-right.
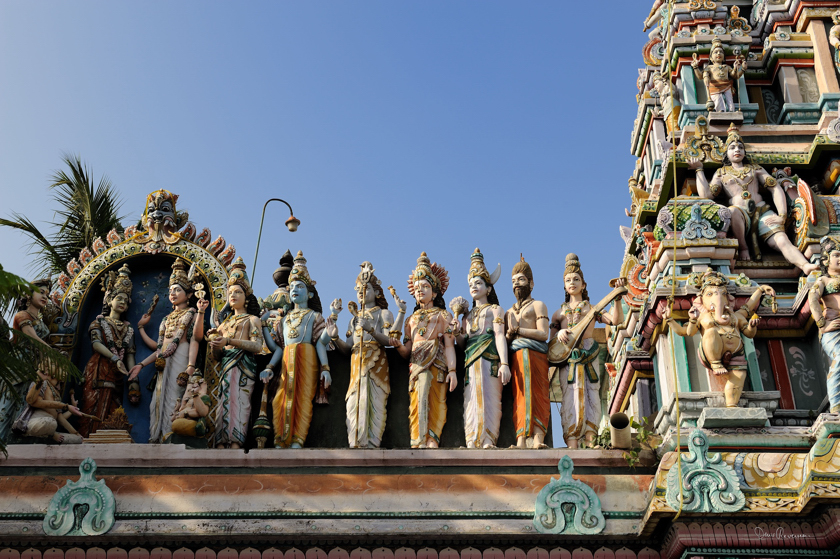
[{"x1": 560, "y1": 338, "x2": 601, "y2": 443}]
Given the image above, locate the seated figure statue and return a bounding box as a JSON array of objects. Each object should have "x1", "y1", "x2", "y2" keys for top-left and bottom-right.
[
  {"x1": 13, "y1": 371, "x2": 84, "y2": 444},
  {"x1": 689, "y1": 124, "x2": 818, "y2": 275}
]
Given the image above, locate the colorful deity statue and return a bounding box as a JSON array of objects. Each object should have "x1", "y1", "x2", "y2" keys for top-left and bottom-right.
[
  {"x1": 664, "y1": 270, "x2": 774, "y2": 407},
  {"x1": 390, "y1": 252, "x2": 457, "y2": 449},
  {"x1": 691, "y1": 38, "x2": 745, "y2": 112},
  {"x1": 170, "y1": 373, "x2": 212, "y2": 439},
  {"x1": 549, "y1": 254, "x2": 623, "y2": 449},
  {"x1": 690, "y1": 124, "x2": 818, "y2": 275},
  {"x1": 830, "y1": 11, "x2": 840, "y2": 74},
  {"x1": 78, "y1": 265, "x2": 136, "y2": 437},
  {"x1": 260, "y1": 251, "x2": 331, "y2": 449},
  {"x1": 451, "y1": 249, "x2": 510, "y2": 449},
  {"x1": 326, "y1": 262, "x2": 404, "y2": 448},
  {"x1": 135, "y1": 190, "x2": 189, "y2": 254},
  {"x1": 506, "y1": 255, "x2": 551, "y2": 449},
  {"x1": 13, "y1": 370, "x2": 83, "y2": 444},
  {"x1": 207, "y1": 258, "x2": 264, "y2": 449},
  {"x1": 0, "y1": 278, "x2": 54, "y2": 441},
  {"x1": 129, "y1": 259, "x2": 208, "y2": 443},
  {"x1": 808, "y1": 236, "x2": 840, "y2": 414}
]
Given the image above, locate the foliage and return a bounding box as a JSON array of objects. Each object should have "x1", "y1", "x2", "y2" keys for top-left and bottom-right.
[
  {"x1": 0, "y1": 154, "x2": 125, "y2": 278},
  {"x1": 0, "y1": 263, "x2": 81, "y2": 455},
  {"x1": 622, "y1": 415, "x2": 659, "y2": 469}
]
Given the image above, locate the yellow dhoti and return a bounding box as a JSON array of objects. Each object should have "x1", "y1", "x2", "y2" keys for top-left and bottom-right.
[
  {"x1": 409, "y1": 339, "x2": 448, "y2": 447},
  {"x1": 272, "y1": 342, "x2": 319, "y2": 448}
]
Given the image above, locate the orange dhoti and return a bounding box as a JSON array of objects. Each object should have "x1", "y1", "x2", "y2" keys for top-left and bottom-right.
[
  {"x1": 272, "y1": 342, "x2": 319, "y2": 448},
  {"x1": 510, "y1": 341, "x2": 550, "y2": 439}
]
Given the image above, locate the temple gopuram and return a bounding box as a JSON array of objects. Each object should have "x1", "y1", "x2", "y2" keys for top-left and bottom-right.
[{"x1": 3, "y1": 1, "x2": 840, "y2": 558}]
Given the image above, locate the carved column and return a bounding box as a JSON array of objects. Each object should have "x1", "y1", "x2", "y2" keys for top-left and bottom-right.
[
  {"x1": 778, "y1": 66, "x2": 804, "y2": 103},
  {"x1": 807, "y1": 19, "x2": 840, "y2": 94}
]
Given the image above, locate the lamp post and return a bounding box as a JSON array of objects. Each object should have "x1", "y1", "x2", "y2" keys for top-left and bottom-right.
[{"x1": 252, "y1": 198, "x2": 300, "y2": 281}]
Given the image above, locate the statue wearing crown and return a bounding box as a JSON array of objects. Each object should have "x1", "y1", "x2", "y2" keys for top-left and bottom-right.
[
  {"x1": 134, "y1": 190, "x2": 190, "y2": 254},
  {"x1": 450, "y1": 249, "x2": 510, "y2": 449},
  {"x1": 690, "y1": 124, "x2": 818, "y2": 275},
  {"x1": 129, "y1": 258, "x2": 208, "y2": 443},
  {"x1": 326, "y1": 262, "x2": 405, "y2": 448},
  {"x1": 390, "y1": 253, "x2": 457, "y2": 449},
  {"x1": 78, "y1": 264, "x2": 136, "y2": 437},
  {"x1": 206, "y1": 258, "x2": 264, "y2": 449},
  {"x1": 691, "y1": 37, "x2": 744, "y2": 113},
  {"x1": 260, "y1": 251, "x2": 332, "y2": 448}
]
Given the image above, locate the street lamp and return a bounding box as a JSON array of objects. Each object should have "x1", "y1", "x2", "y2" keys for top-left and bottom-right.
[{"x1": 252, "y1": 198, "x2": 299, "y2": 280}]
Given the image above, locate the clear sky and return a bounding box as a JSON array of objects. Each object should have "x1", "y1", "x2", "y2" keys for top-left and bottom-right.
[{"x1": 0, "y1": 1, "x2": 648, "y2": 316}]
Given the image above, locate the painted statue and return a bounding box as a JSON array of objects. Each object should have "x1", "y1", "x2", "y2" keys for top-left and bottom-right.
[
  {"x1": 390, "y1": 252, "x2": 457, "y2": 449},
  {"x1": 663, "y1": 270, "x2": 775, "y2": 407},
  {"x1": 691, "y1": 38, "x2": 745, "y2": 112},
  {"x1": 451, "y1": 249, "x2": 510, "y2": 449},
  {"x1": 549, "y1": 254, "x2": 623, "y2": 449},
  {"x1": 13, "y1": 370, "x2": 83, "y2": 444},
  {"x1": 506, "y1": 255, "x2": 550, "y2": 449},
  {"x1": 326, "y1": 262, "x2": 404, "y2": 448},
  {"x1": 170, "y1": 373, "x2": 212, "y2": 439},
  {"x1": 830, "y1": 11, "x2": 840, "y2": 74},
  {"x1": 690, "y1": 124, "x2": 818, "y2": 275},
  {"x1": 78, "y1": 264, "x2": 136, "y2": 437},
  {"x1": 808, "y1": 236, "x2": 840, "y2": 414},
  {"x1": 207, "y1": 258, "x2": 264, "y2": 449},
  {"x1": 260, "y1": 251, "x2": 331, "y2": 449},
  {"x1": 135, "y1": 189, "x2": 189, "y2": 254},
  {"x1": 0, "y1": 278, "x2": 54, "y2": 442},
  {"x1": 129, "y1": 259, "x2": 207, "y2": 443}
]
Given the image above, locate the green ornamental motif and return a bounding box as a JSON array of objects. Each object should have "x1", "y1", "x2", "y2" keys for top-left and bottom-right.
[
  {"x1": 43, "y1": 457, "x2": 115, "y2": 536},
  {"x1": 532, "y1": 455, "x2": 605, "y2": 535},
  {"x1": 654, "y1": 201, "x2": 727, "y2": 241},
  {"x1": 665, "y1": 429, "x2": 745, "y2": 514}
]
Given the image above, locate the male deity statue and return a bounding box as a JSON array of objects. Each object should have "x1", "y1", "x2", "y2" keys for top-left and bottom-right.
[
  {"x1": 691, "y1": 38, "x2": 745, "y2": 112},
  {"x1": 13, "y1": 370, "x2": 84, "y2": 444},
  {"x1": 830, "y1": 11, "x2": 840, "y2": 74},
  {"x1": 390, "y1": 252, "x2": 457, "y2": 449},
  {"x1": 550, "y1": 254, "x2": 623, "y2": 449},
  {"x1": 261, "y1": 251, "x2": 331, "y2": 448},
  {"x1": 326, "y1": 262, "x2": 405, "y2": 448},
  {"x1": 690, "y1": 124, "x2": 818, "y2": 275},
  {"x1": 506, "y1": 255, "x2": 551, "y2": 449},
  {"x1": 808, "y1": 236, "x2": 840, "y2": 414}
]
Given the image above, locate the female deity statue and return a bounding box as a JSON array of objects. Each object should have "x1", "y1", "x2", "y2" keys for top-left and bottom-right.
[
  {"x1": 390, "y1": 252, "x2": 457, "y2": 449},
  {"x1": 550, "y1": 254, "x2": 623, "y2": 449},
  {"x1": 691, "y1": 38, "x2": 744, "y2": 112},
  {"x1": 260, "y1": 251, "x2": 331, "y2": 448},
  {"x1": 690, "y1": 124, "x2": 818, "y2": 275},
  {"x1": 14, "y1": 369, "x2": 83, "y2": 444},
  {"x1": 0, "y1": 278, "x2": 56, "y2": 441},
  {"x1": 451, "y1": 249, "x2": 510, "y2": 449},
  {"x1": 808, "y1": 236, "x2": 840, "y2": 414},
  {"x1": 207, "y1": 258, "x2": 264, "y2": 449},
  {"x1": 170, "y1": 373, "x2": 212, "y2": 439},
  {"x1": 326, "y1": 262, "x2": 404, "y2": 448},
  {"x1": 128, "y1": 259, "x2": 208, "y2": 443}
]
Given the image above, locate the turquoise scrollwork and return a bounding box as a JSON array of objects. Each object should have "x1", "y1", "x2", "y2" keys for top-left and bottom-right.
[
  {"x1": 43, "y1": 457, "x2": 115, "y2": 536},
  {"x1": 665, "y1": 429, "x2": 745, "y2": 514},
  {"x1": 532, "y1": 455, "x2": 605, "y2": 535}
]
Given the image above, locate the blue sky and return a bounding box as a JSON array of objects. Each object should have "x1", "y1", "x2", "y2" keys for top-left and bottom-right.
[{"x1": 0, "y1": 1, "x2": 647, "y2": 320}]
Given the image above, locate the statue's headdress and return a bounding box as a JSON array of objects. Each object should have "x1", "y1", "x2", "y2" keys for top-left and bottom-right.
[
  {"x1": 288, "y1": 250, "x2": 316, "y2": 288},
  {"x1": 467, "y1": 248, "x2": 501, "y2": 286},
  {"x1": 511, "y1": 254, "x2": 533, "y2": 282},
  {"x1": 227, "y1": 257, "x2": 253, "y2": 296},
  {"x1": 272, "y1": 249, "x2": 294, "y2": 289},
  {"x1": 408, "y1": 252, "x2": 449, "y2": 297},
  {"x1": 102, "y1": 264, "x2": 133, "y2": 303},
  {"x1": 724, "y1": 122, "x2": 743, "y2": 150},
  {"x1": 356, "y1": 261, "x2": 380, "y2": 289},
  {"x1": 700, "y1": 269, "x2": 729, "y2": 292},
  {"x1": 564, "y1": 253, "x2": 590, "y2": 302},
  {"x1": 833, "y1": 9, "x2": 840, "y2": 25},
  {"x1": 169, "y1": 258, "x2": 192, "y2": 291},
  {"x1": 710, "y1": 37, "x2": 725, "y2": 56}
]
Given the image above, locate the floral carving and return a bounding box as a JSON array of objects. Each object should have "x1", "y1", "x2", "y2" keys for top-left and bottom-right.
[{"x1": 533, "y1": 456, "x2": 605, "y2": 535}]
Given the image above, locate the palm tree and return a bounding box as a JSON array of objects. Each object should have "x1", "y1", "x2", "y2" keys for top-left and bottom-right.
[
  {"x1": 0, "y1": 263, "x2": 81, "y2": 453},
  {"x1": 0, "y1": 154, "x2": 126, "y2": 278}
]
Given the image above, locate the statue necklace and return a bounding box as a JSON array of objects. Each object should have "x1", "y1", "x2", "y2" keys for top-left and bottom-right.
[
  {"x1": 414, "y1": 306, "x2": 441, "y2": 337},
  {"x1": 286, "y1": 307, "x2": 311, "y2": 338},
  {"x1": 470, "y1": 303, "x2": 492, "y2": 333},
  {"x1": 710, "y1": 316, "x2": 739, "y2": 339}
]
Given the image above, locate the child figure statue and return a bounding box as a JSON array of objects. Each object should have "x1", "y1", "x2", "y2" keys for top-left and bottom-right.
[
  {"x1": 170, "y1": 373, "x2": 212, "y2": 439},
  {"x1": 389, "y1": 252, "x2": 457, "y2": 449},
  {"x1": 451, "y1": 249, "x2": 510, "y2": 449},
  {"x1": 260, "y1": 251, "x2": 332, "y2": 449},
  {"x1": 691, "y1": 38, "x2": 745, "y2": 112},
  {"x1": 664, "y1": 270, "x2": 774, "y2": 407},
  {"x1": 326, "y1": 262, "x2": 405, "y2": 448},
  {"x1": 808, "y1": 236, "x2": 840, "y2": 414}
]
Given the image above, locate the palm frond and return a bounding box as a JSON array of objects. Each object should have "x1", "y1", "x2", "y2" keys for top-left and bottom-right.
[{"x1": 0, "y1": 214, "x2": 63, "y2": 277}]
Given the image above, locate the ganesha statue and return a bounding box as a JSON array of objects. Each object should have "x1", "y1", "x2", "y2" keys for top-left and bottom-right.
[
  {"x1": 663, "y1": 270, "x2": 775, "y2": 407},
  {"x1": 135, "y1": 190, "x2": 190, "y2": 254}
]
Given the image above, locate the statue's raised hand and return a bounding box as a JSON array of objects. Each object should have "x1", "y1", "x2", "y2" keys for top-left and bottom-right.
[
  {"x1": 390, "y1": 287, "x2": 407, "y2": 314},
  {"x1": 325, "y1": 317, "x2": 339, "y2": 340},
  {"x1": 330, "y1": 298, "x2": 343, "y2": 318},
  {"x1": 197, "y1": 298, "x2": 210, "y2": 313},
  {"x1": 448, "y1": 316, "x2": 461, "y2": 337},
  {"x1": 138, "y1": 313, "x2": 152, "y2": 328},
  {"x1": 687, "y1": 157, "x2": 703, "y2": 171},
  {"x1": 691, "y1": 52, "x2": 700, "y2": 69},
  {"x1": 688, "y1": 306, "x2": 700, "y2": 321}
]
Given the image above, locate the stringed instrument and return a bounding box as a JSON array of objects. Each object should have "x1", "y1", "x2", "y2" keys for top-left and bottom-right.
[{"x1": 547, "y1": 285, "x2": 627, "y2": 365}]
